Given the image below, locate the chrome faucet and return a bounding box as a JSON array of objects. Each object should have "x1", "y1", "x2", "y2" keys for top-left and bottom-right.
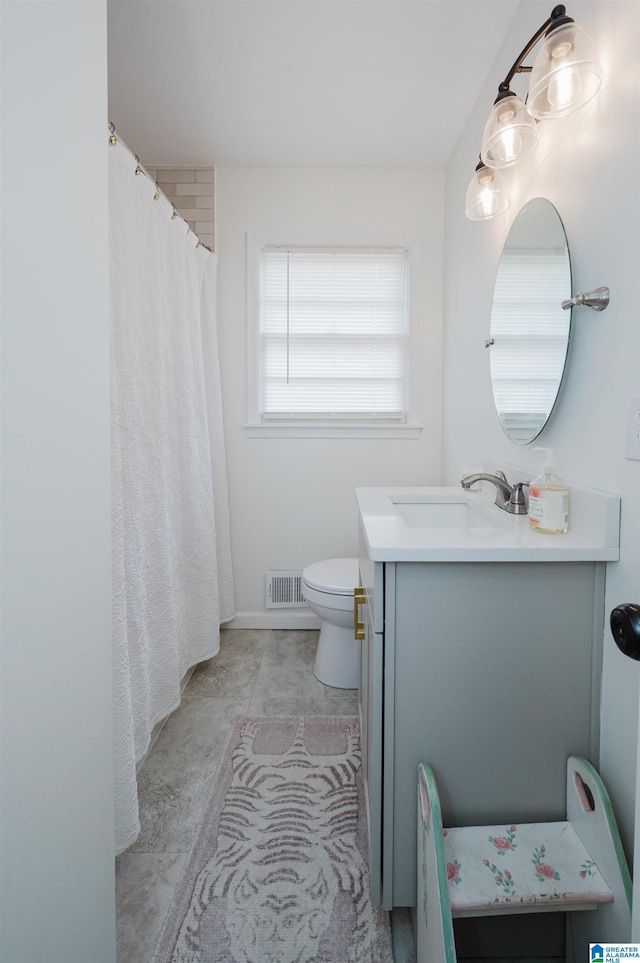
[{"x1": 460, "y1": 470, "x2": 529, "y2": 515}]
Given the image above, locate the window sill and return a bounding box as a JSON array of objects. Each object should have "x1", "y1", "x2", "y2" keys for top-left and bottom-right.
[{"x1": 244, "y1": 423, "x2": 423, "y2": 439}]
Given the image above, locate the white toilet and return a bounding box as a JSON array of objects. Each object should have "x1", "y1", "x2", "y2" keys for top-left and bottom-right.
[{"x1": 301, "y1": 557, "x2": 361, "y2": 689}]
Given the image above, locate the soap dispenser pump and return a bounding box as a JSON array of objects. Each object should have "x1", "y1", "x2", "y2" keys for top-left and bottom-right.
[{"x1": 528, "y1": 448, "x2": 569, "y2": 535}]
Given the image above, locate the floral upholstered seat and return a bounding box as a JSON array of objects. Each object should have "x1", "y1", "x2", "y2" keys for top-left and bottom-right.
[{"x1": 442, "y1": 820, "x2": 611, "y2": 915}]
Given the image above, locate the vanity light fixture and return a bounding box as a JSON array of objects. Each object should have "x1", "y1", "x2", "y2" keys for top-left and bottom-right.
[
  {"x1": 465, "y1": 159, "x2": 511, "y2": 221},
  {"x1": 465, "y1": 4, "x2": 602, "y2": 220}
]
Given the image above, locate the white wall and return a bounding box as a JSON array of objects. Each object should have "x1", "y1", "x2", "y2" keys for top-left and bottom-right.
[
  {"x1": 443, "y1": 0, "x2": 640, "y2": 858},
  {"x1": 0, "y1": 3, "x2": 116, "y2": 961},
  {"x1": 216, "y1": 168, "x2": 444, "y2": 623}
]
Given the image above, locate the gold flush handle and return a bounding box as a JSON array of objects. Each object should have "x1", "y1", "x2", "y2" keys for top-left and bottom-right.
[{"x1": 354, "y1": 587, "x2": 366, "y2": 641}]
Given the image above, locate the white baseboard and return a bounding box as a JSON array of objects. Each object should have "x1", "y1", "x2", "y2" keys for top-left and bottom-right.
[{"x1": 224, "y1": 610, "x2": 322, "y2": 630}]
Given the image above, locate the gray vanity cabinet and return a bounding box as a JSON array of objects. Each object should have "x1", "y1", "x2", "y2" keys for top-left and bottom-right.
[{"x1": 358, "y1": 529, "x2": 605, "y2": 910}]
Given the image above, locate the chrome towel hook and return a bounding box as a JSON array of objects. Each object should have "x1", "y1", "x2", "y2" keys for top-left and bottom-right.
[{"x1": 561, "y1": 286, "x2": 610, "y2": 311}]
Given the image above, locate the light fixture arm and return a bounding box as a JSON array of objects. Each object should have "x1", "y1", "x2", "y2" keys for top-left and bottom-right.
[{"x1": 497, "y1": 5, "x2": 573, "y2": 98}]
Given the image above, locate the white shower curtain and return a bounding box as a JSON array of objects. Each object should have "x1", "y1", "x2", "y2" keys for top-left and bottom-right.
[{"x1": 109, "y1": 140, "x2": 235, "y2": 854}]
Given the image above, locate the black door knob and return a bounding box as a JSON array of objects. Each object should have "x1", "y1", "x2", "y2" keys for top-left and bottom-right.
[{"x1": 610, "y1": 604, "x2": 640, "y2": 660}]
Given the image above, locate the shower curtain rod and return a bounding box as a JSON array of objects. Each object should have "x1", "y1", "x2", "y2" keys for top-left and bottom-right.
[{"x1": 108, "y1": 122, "x2": 212, "y2": 252}]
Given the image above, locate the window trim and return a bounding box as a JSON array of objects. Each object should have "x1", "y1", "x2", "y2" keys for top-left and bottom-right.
[{"x1": 245, "y1": 232, "x2": 422, "y2": 438}]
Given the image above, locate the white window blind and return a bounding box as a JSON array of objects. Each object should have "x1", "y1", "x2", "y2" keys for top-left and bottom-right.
[
  {"x1": 490, "y1": 251, "x2": 570, "y2": 435},
  {"x1": 260, "y1": 246, "x2": 409, "y2": 421}
]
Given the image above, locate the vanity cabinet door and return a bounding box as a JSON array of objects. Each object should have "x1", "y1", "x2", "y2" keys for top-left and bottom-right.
[{"x1": 359, "y1": 593, "x2": 384, "y2": 906}]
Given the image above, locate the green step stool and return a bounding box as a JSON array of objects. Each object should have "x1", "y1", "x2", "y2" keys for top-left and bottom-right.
[{"x1": 417, "y1": 757, "x2": 632, "y2": 963}]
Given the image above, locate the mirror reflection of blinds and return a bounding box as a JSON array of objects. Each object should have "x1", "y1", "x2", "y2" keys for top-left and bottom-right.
[
  {"x1": 261, "y1": 247, "x2": 408, "y2": 420},
  {"x1": 491, "y1": 252, "x2": 570, "y2": 416}
]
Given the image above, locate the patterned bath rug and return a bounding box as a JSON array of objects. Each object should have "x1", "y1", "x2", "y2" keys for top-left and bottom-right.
[{"x1": 153, "y1": 715, "x2": 392, "y2": 963}]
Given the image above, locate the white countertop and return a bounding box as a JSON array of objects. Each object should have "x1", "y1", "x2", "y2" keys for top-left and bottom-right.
[{"x1": 356, "y1": 486, "x2": 621, "y2": 562}]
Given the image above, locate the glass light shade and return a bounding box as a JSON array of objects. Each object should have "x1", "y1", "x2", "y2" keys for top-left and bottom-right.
[
  {"x1": 481, "y1": 94, "x2": 539, "y2": 169},
  {"x1": 465, "y1": 165, "x2": 511, "y2": 221},
  {"x1": 527, "y1": 21, "x2": 603, "y2": 119}
]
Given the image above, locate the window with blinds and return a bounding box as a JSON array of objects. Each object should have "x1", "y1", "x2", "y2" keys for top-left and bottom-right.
[
  {"x1": 490, "y1": 250, "x2": 571, "y2": 443},
  {"x1": 256, "y1": 245, "x2": 411, "y2": 424}
]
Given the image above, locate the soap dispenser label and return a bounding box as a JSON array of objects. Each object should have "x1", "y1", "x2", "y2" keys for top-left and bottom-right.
[{"x1": 529, "y1": 487, "x2": 569, "y2": 533}]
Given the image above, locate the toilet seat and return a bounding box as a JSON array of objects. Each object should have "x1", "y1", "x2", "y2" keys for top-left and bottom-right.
[
  {"x1": 302, "y1": 582, "x2": 353, "y2": 614},
  {"x1": 302, "y1": 557, "x2": 359, "y2": 596}
]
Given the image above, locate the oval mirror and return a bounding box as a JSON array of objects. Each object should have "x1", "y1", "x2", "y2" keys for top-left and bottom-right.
[{"x1": 489, "y1": 198, "x2": 572, "y2": 445}]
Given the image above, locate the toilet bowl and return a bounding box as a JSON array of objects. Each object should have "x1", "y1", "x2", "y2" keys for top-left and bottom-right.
[{"x1": 302, "y1": 557, "x2": 360, "y2": 689}]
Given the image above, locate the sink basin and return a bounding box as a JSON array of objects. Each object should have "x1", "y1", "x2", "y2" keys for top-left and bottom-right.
[{"x1": 393, "y1": 500, "x2": 498, "y2": 529}]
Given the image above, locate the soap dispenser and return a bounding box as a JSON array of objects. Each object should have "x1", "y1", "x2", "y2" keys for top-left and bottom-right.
[{"x1": 528, "y1": 448, "x2": 569, "y2": 535}]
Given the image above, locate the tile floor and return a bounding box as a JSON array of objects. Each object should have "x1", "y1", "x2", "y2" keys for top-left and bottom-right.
[{"x1": 115, "y1": 628, "x2": 412, "y2": 962}]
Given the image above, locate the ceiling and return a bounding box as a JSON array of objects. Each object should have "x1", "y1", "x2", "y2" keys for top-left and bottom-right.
[{"x1": 107, "y1": 0, "x2": 521, "y2": 169}]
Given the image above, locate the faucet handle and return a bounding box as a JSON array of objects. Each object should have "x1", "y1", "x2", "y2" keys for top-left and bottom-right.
[
  {"x1": 507, "y1": 481, "x2": 530, "y2": 515},
  {"x1": 495, "y1": 470, "x2": 509, "y2": 483}
]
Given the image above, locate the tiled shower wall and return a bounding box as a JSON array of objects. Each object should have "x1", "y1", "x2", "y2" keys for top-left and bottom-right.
[{"x1": 144, "y1": 165, "x2": 214, "y2": 251}]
